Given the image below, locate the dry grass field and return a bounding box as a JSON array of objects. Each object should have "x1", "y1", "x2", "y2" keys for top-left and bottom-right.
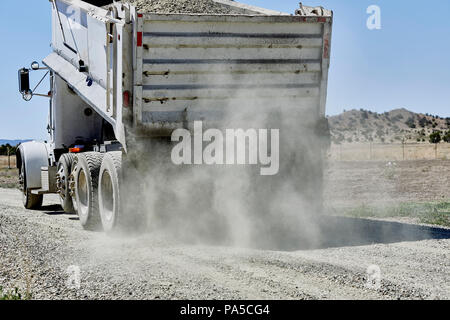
[
  {"x1": 325, "y1": 160, "x2": 450, "y2": 227},
  {"x1": 0, "y1": 156, "x2": 18, "y2": 189},
  {"x1": 329, "y1": 143, "x2": 450, "y2": 161},
  {"x1": 0, "y1": 155, "x2": 16, "y2": 167}
]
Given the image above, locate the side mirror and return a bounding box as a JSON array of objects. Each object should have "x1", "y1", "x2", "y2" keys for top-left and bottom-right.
[
  {"x1": 18, "y1": 63, "x2": 50, "y2": 101},
  {"x1": 18, "y1": 68, "x2": 30, "y2": 94},
  {"x1": 31, "y1": 61, "x2": 40, "y2": 70},
  {"x1": 18, "y1": 68, "x2": 33, "y2": 101}
]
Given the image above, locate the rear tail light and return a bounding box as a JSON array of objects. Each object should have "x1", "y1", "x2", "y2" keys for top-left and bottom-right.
[{"x1": 69, "y1": 145, "x2": 84, "y2": 153}]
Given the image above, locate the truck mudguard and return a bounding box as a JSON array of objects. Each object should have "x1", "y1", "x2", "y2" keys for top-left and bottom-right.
[{"x1": 17, "y1": 142, "x2": 49, "y2": 190}]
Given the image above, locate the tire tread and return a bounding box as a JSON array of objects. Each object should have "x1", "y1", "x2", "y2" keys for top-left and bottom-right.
[
  {"x1": 58, "y1": 153, "x2": 76, "y2": 213},
  {"x1": 75, "y1": 152, "x2": 104, "y2": 230}
]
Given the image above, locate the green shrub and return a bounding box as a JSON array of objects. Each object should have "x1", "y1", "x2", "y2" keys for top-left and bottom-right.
[
  {"x1": 429, "y1": 131, "x2": 442, "y2": 144},
  {"x1": 443, "y1": 132, "x2": 450, "y2": 143}
]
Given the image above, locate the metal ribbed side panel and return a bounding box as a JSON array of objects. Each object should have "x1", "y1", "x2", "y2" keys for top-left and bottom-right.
[
  {"x1": 139, "y1": 14, "x2": 329, "y2": 126},
  {"x1": 41, "y1": 168, "x2": 49, "y2": 192}
]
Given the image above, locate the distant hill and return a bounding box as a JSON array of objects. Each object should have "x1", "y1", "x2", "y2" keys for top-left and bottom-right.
[
  {"x1": 0, "y1": 139, "x2": 32, "y2": 146},
  {"x1": 328, "y1": 108, "x2": 450, "y2": 144}
]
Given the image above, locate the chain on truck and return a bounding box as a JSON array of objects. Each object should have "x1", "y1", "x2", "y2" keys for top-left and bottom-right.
[{"x1": 17, "y1": 0, "x2": 333, "y2": 233}]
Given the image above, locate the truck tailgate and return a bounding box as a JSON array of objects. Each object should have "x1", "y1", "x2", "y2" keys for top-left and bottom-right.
[{"x1": 135, "y1": 14, "x2": 332, "y2": 132}]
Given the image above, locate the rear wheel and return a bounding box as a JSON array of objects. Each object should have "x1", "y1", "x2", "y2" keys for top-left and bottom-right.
[
  {"x1": 98, "y1": 152, "x2": 122, "y2": 233},
  {"x1": 73, "y1": 152, "x2": 104, "y2": 231},
  {"x1": 20, "y1": 160, "x2": 43, "y2": 210},
  {"x1": 56, "y1": 153, "x2": 76, "y2": 213}
]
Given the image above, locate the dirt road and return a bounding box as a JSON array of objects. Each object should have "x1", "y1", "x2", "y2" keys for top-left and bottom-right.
[{"x1": 0, "y1": 188, "x2": 449, "y2": 300}]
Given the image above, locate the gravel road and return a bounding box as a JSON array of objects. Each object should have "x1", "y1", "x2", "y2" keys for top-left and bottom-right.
[{"x1": 0, "y1": 188, "x2": 449, "y2": 300}]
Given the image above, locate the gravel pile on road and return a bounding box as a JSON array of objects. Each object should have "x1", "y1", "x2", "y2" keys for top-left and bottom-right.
[{"x1": 113, "y1": 0, "x2": 242, "y2": 14}]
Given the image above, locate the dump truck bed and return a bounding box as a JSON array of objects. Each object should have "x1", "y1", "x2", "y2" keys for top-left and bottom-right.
[
  {"x1": 136, "y1": 13, "x2": 332, "y2": 132},
  {"x1": 43, "y1": 0, "x2": 332, "y2": 143}
]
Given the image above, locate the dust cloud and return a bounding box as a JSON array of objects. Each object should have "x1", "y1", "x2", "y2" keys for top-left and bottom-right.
[{"x1": 120, "y1": 71, "x2": 331, "y2": 251}]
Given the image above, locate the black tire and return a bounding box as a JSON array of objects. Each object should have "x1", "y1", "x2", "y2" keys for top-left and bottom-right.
[
  {"x1": 20, "y1": 159, "x2": 43, "y2": 210},
  {"x1": 98, "y1": 152, "x2": 122, "y2": 233},
  {"x1": 73, "y1": 152, "x2": 104, "y2": 231},
  {"x1": 56, "y1": 153, "x2": 76, "y2": 213}
]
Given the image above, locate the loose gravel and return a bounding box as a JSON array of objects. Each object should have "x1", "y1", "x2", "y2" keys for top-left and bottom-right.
[
  {"x1": 0, "y1": 188, "x2": 448, "y2": 300},
  {"x1": 112, "y1": 0, "x2": 242, "y2": 14}
]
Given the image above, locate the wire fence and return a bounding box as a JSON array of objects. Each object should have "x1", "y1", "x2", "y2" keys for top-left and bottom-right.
[{"x1": 329, "y1": 143, "x2": 450, "y2": 161}]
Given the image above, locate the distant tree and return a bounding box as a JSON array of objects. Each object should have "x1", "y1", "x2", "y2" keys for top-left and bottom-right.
[
  {"x1": 429, "y1": 131, "x2": 442, "y2": 144},
  {"x1": 0, "y1": 144, "x2": 17, "y2": 156},
  {"x1": 446, "y1": 118, "x2": 450, "y2": 127},
  {"x1": 361, "y1": 110, "x2": 369, "y2": 120},
  {"x1": 376, "y1": 128, "x2": 384, "y2": 138},
  {"x1": 405, "y1": 117, "x2": 416, "y2": 129},
  {"x1": 443, "y1": 132, "x2": 450, "y2": 143},
  {"x1": 419, "y1": 117, "x2": 428, "y2": 128}
]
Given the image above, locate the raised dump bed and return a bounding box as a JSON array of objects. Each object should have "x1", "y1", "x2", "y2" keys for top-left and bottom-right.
[{"x1": 43, "y1": 0, "x2": 332, "y2": 141}]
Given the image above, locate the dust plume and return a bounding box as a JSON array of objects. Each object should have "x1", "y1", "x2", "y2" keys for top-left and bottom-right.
[{"x1": 120, "y1": 71, "x2": 331, "y2": 251}]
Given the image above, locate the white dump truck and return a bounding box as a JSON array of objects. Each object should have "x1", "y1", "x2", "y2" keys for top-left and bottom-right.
[{"x1": 17, "y1": 0, "x2": 333, "y2": 232}]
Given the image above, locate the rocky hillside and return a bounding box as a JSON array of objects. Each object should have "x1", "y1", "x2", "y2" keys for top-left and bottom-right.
[{"x1": 328, "y1": 108, "x2": 450, "y2": 144}]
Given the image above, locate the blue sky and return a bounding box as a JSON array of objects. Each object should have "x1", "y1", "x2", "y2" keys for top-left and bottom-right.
[{"x1": 0, "y1": 0, "x2": 449, "y2": 140}]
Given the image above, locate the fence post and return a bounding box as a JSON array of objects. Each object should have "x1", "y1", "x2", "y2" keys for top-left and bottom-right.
[
  {"x1": 402, "y1": 141, "x2": 405, "y2": 161},
  {"x1": 7, "y1": 147, "x2": 11, "y2": 169}
]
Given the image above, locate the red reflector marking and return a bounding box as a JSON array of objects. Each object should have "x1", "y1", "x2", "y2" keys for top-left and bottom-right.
[
  {"x1": 123, "y1": 91, "x2": 131, "y2": 108},
  {"x1": 138, "y1": 14, "x2": 143, "y2": 18},
  {"x1": 137, "y1": 32, "x2": 143, "y2": 47},
  {"x1": 318, "y1": 17, "x2": 327, "y2": 23}
]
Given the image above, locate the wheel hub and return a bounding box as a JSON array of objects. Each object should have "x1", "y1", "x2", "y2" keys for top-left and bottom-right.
[{"x1": 56, "y1": 166, "x2": 66, "y2": 199}]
